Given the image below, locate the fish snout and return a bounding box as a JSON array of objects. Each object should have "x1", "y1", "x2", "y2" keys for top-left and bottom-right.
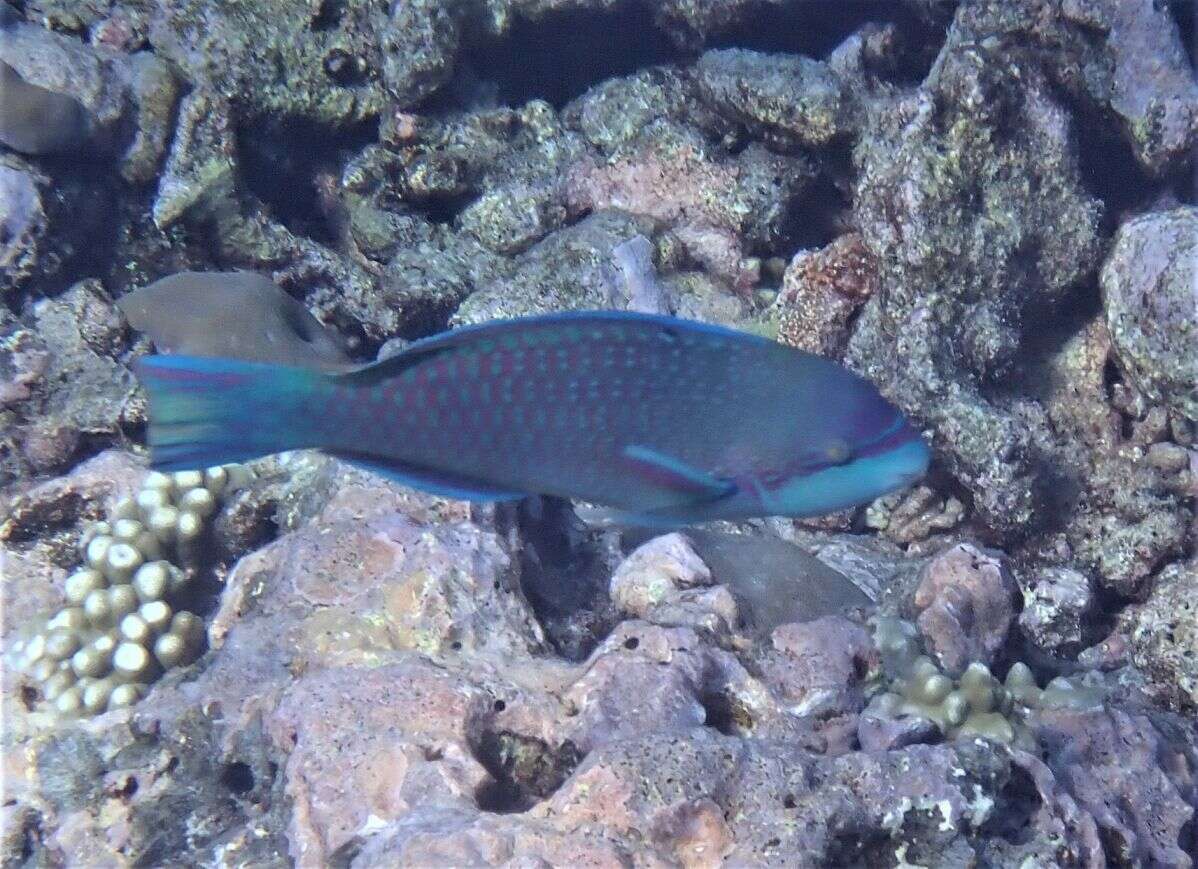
[{"x1": 886, "y1": 430, "x2": 932, "y2": 487}]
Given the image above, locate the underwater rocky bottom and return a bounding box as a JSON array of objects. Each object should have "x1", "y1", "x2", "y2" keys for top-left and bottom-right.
[
  {"x1": 2, "y1": 0, "x2": 1197, "y2": 864},
  {"x1": 1, "y1": 450, "x2": 1194, "y2": 866}
]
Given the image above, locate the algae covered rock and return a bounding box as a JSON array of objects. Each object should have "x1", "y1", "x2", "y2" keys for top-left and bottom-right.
[
  {"x1": 452, "y1": 210, "x2": 653, "y2": 324},
  {"x1": 957, "y1": 0, "x2": 1198, "y2": 174},
  {"x1": 847, "y1": 6, "x2": 1102, "y2": 538},
  {"x1": 1102, "y1": 206, "x2": 1198, "y2": 422},
  {"x1": 695, "y1": 48, "x2": 848, "y2": 147},
  {"x1": 1119, "y1": 560, "x2": 1198, "y2": 712}
]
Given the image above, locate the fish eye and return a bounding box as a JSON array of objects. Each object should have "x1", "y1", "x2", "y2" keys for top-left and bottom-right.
[{"x1": 824, "y1": 440, "x2": 853, "y2": 465}]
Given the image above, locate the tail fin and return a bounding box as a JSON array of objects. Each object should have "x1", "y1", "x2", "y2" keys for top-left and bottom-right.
[{"x1": 134, "y1": 355, "x2": 324, "y2": 471}]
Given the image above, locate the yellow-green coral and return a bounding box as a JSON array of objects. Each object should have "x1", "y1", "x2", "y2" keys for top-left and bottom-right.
[
  {"x1": 867, "y1": 616, "x2": 1105, "y2": 749},
  {"x1": 7, "y1": 465, "x2": 250, "y2": 720}
]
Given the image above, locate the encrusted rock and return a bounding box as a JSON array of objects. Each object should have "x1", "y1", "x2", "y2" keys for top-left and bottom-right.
[
  {"x1": 913, "y1": 543, "x2": 1017, "y2": 675},
  {"x1": 695, "y1": 48, "x2": 848, "y2": 148},
  {"x1": 1017, "y1": 566, "x2": 1094, "y2": 656},
  {"x1": 773, "y1": 233, "x2": 878, "y2": 358},
  {"x1": 846, "y1": 8, "x2": 1102, "y2": 538},
  {"x1": 1118, "y1": 560, "x2": 1198, "y2": 712},
  {"x1": 1102, "y1": 207, "x2": 1198, "y2": 422}
]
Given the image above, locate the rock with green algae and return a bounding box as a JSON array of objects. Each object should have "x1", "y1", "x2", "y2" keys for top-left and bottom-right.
[
  {"x1": 1, "y1": 282, "x2": 139, "y2": 483},
  {"x1": 1016, "y1": 310, "x2": 1191, "y2": 596},
  {"x1": 954, "y1": 0, "x2": 1198, "y2": 175},
  {"x1": 563, "y1": 66, "x2": 727, "y2": 156},
  {"x1": 694, "y1": 48, "x2": 849, "y2": 148},
  {"x1": 1102, "y1": 206, "x2": 1198, "y2": 423},
  {"x1": 846, "y1": 7, "x2": 1102, "y2": 540},
  {"x1": 147, "y1": 0, "x2": 387, "y2": 126},
  {"x1": 1118, "y1": 559, "x2": 1198, "y2": 713},
  {"x1": 451, "y1": 210, "x2": 654, "y2": 325}
]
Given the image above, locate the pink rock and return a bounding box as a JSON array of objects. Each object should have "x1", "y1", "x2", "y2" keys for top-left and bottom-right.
[
  {"x1": 352, "y1": 807, "x2": 647, "y2": 868},
  {"x1": 914, "y1": 543, "x2": 1017, "y2": 675},
  {"x1": 564, "y1": 132, "x2": 778, "y2": 291},
  {"x1": 266, "y1": 659, "x2": 494, "y2": 865},
  {"x1": 761, "y1": 617, "x2": 876, "y2": 720},
  {"x1": 776, "y1": 233, "x2": 878, "y2": 358},
  {"x1": 1030, "y1": 706, "x2": 1196, "y2": 867}
]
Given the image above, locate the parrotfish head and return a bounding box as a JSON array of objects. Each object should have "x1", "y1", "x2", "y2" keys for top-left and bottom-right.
[{"x1": 761, "y1": 377, "x2": 931, "y2": 518}]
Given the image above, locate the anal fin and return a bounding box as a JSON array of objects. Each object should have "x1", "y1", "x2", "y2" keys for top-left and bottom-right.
[{"x1": 328, "y1": 451, "x2": 526, "y2": 502}]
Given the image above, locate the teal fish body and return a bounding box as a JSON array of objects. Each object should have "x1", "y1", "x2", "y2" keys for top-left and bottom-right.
[{"x1": 135, "y1": 311, "x2": 929, "y2": 523}]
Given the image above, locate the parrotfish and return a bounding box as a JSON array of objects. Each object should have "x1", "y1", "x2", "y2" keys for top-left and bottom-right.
[
  {"x1": 0, "y1": 59, "x2": 92, "y2": 156},
  {"x1": 118, "y1": 271, "x2": 350, "y2": 370},
  {"x1": 134, "y1": 311, "x2": 930, "y2": 524}
]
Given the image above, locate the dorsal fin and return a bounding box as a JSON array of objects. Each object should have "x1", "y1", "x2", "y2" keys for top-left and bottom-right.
[{"x1": 335, "y1": 310, "x2": 770, "y2": 387}]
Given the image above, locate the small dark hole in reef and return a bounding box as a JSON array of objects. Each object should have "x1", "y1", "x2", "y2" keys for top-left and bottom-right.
[
  {"x1": 420, "y1": 190, "x2": 477, "y2": 226},
  {"x1": 782, "y1": 793, "x2": 797, "y2": 809},
  {"x1": 471, "y1": 731, "x2": 583, "y2": 813},
  {"x1": 220, "y1": 761, "x2": 255, "y2": 795},
  {"x1": 462, "y1": 2, "x2": 676, "y2": 108},
  {"x1": 323, "y1": 49, "x2": 369, "y2": 87},
  {"x1": 450, "y1": 640, "x2": 462, "y2": 651},
  {"x1": 773, "y1": 170, "x2": 851, "y2": 258},
  {"x1": 493, "y1": 699, "x2": 507, "y2": 712},
  {"x1": 237, "y1": 115, "x2": 379, "y2": 246},
  {"x1": 700, "y1": 688, "x2": 746, "y2": 735},
  {"x1": 977, "y1": 761, "x2": 1040, "y2": 844},
  {"x1": 826, "y1": 825, "x2": 898, "y2": 864},
  {"x1": 311, "y1": 0, "x2": 345, "y2": 31},
  {"x1": 19, "y1": 685, "x2": 39, "y2": 711},
  {"x1": 623, "y1": 636, "x2": 640, "y2": 650}
]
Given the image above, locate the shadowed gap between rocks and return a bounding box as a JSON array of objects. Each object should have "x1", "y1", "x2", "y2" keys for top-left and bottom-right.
[
  {"x1": 705, "y1": 0, "x2": 950, "y2": 83},
  {"x1": 236, "y1": 115, "x2": 380, "y2": 247},
  {"x1": 1071, "y1": 98, "x2": 1195, "y2": 231},
  {"x1": 459, "y1": 1, "x2": 676, "y2": 109},
  {"x1": 512, "y1": 497, "x2": 622, "y2": 662}
]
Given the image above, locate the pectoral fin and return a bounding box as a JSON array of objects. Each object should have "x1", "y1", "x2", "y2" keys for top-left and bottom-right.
[{"x1": 621, "y1": 444, "x2": 737, "y2": 501}]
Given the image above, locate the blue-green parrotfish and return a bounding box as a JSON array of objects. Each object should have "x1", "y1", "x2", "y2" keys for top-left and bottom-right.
[{"x1": 133, "y1": 311, "x2": 930, "y2": 524}]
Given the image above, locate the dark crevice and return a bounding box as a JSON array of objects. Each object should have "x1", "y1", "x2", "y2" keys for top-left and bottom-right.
[
  {"x1": 310, "y1": 0, "x2": 345, "y2": 32},
  {"x1": 706, "y1": 0, "x2": 947, "y2": 81},
  {"x1": 470, "y1": 730, "x2": 582, "y2": 813},
  {"x1": 419, "y1": 189, "x2": 476, "y2": 226},
  {"x1": 775, "y1": 168, "x2": 853, "y2": 258},
  {"x1": 460, "y1": 1, "x2": 677, "y2": 109},
  {"x1": 220, "y1": 761, "x2": 255, "y2": 796},
  {"x1": 513, "y1": 497, "x2": 621, "y2": 661},
  {"x1": 1069, "y1": 98, "x2": 1196, "y2": 232},
  {"x1": 977, "y1": 762, "x2": 1040, "y2": 845},
  {"x1": 1168, "y1": 0, "x2": 1195, "y2": 68},
  {"x1": 236, "y1": 116, "x2": 379, "y2": 246},
  {"x1": 700, "y1": 688, "x2": 750, "y2": 736}
]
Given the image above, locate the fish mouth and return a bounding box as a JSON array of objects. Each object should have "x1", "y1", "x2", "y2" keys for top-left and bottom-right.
[{"x1": 884, "y1": 435, "x2": 932, "y2": 488}]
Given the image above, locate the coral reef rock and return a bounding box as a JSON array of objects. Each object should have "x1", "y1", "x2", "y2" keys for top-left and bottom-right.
[{"x1": 1102, "y1": 206, "x2": 1198, "y2": 422}]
